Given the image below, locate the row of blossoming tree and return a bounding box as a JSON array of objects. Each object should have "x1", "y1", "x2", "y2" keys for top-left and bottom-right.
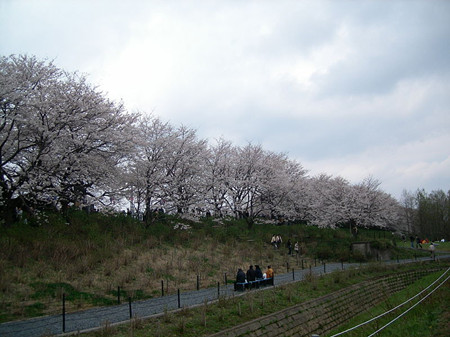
[{"x1": 1, "y1": 55, "x2": 402, "y2": 230}]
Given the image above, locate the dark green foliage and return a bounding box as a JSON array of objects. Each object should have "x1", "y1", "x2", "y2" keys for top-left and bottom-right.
[
  {"x1": 31, "y1": 282, "x2": 116, "y2": 306},
  {"x1": 0, "y1": 210, "x2": 428, "y2": 268},
  {"x1": 315, "y1": 243, "x2": 334, "y2": 260},
  {"x1": 415, "y1": 189, "x2": 450, "y2": 240},
  {"x1": 24, "y1": 302, "x2": 46, "y2": 317}
]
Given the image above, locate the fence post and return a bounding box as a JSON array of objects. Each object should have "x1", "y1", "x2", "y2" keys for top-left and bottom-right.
[
  {"x1": 286, "y1": 261, "x2": 290, "y2": 272},
  {"x1": 117, "y1": 286, "x2": 121, "y2": 304},
  {"x1": 292, "y1": 268, "x2": 295, "y2": 281},
  {"x1": 161, "y1": 280, "x2": 164, "y2": 297},
  {"x1": 224, "y1": 273, "x2": 227, "y2": 285},
  {"x1": 177, "y1": 289, "x2": 181, "y2": 308},
  {"x1": 301, "y1": 259, "x2": 304, "y2": 270},
  {"x1": 323, "y1": 262, "x2": 326, "y2": 274},
  {"x1": 309, "y1": 265, "x2": 312, "y2": 276},
  {"x1": 197, "y1": 275, "x2": 200, "y2": 290},
  {"x1": 217, "y1": 282, "x2": 220, "y2": 298},
  {"x1": 128, "y1": 297, "x2": 132, "y2": 319},
  {"x1": 62, "y1": 293, "x2": 66, "y2": 333}
]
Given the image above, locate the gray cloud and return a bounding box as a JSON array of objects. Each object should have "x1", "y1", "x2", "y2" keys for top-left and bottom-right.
[
  {"x1": 1, "y1": 0, "x2": 449, "y2": 198},
  {"x1": 314, "y1": 2, "x2": 450, "y2": 97}
]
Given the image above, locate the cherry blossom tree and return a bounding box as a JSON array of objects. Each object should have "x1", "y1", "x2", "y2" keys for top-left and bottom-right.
[
  {"x1": 222, "y1": 143, "x2": 267, "y2": 227},
  {"x1": 257, "y1": 152, "x2": 308, "y2": 222},
  {"x1": 161, "y1": 125, "x2": 208, "y2": 214},
  {"x1": 204, "y1": 138, "x2": 234, "y2": 216},
  {"x1": 0, "y1": 55, "x2": 135, "y2": 223},
  {"x1": 306, "y1": 174, "x2": 353, "y2": 228},
  {"x1": 215, "y1": 144, "x2": 308, "y2": 228},
  {"x1": 125, "y1": 115, "x2": 175, "y2": 222},
  {"x1": 304, "y1": 174, "x2": 399, "y2": 230},
  {"x1": 1, "y1": 54, "x2": 406, "y2": 231},
  {"x1": 351, "y1": 176, "x2": 399, "y2": 229}
]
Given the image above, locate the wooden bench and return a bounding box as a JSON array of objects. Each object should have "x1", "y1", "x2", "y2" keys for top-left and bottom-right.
[{"x1": 234, "y1": 277, "x2": 274, "y2": 291}]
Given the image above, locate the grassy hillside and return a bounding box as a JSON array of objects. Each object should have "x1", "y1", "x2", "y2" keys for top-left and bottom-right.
[{"x1": 0, "y1": 210, "x2": 434, "y2": 322}]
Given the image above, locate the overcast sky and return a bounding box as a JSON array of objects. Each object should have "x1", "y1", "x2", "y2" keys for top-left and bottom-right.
[{"x1": 1, "y1": 0, "x2": 449, "y2": 200}]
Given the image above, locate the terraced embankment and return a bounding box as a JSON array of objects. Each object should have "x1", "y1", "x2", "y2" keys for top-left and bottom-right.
[{"x1": 209, "y1": 267, "x2": 449, "y2": 337}]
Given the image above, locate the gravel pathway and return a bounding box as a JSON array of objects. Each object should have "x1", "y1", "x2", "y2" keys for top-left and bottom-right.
[{"x1": 0, "y1": 255, "x2": 447, "y2": 337}]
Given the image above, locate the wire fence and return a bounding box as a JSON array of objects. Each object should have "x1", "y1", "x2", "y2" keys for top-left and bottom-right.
[
  {"x1": 0, "y1": 258, "x2": 342, "y2": 337},
  {"x1": 366, "y1": 271, "x2": 449, "y2": 337},
  {"x1": 1, "y1": 256, "x2": 329, "y2": 321},
  {"x1": 2, "y1": 250, "x2": 437, "y2": 323},
  {"x1": 0, "y1": 254, "x2": 447, "y2": 337},
  {"x1": 329, "y1": 266, "x2": 450, "y2": 337}
]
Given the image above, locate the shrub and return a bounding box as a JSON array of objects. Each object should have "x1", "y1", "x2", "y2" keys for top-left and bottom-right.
[
  {"x1": 351, "y1": 250, "x2": 368, "y2": 262},
  {"x1": 316, "y1": 245, "x2": 334, "y2": 260}
]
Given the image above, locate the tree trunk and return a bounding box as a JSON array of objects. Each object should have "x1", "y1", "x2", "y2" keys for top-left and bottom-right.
[
  {"x1": 0, "y1": 196, "x2": 22, "y2": 226},
  {"x1": 245, "y1": 214, "x2": 254, "y2": 230}
]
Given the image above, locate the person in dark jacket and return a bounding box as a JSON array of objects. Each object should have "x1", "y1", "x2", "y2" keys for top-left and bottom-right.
[
  {"x1": 409, "y1": 235, "x2": 415, "y2": 248},
  {"x1": 255, "y1": 265, "x2": 263, "y2": 279},
  {"x1": 287, "y1": 239, "x2": 292, "y2": 255},
  {"x1": 236, "y1": 268, "x2": 246, "y2": 283},
  {"x1": 416, "y1": 236, "x2": 422, "y2": 249},
  {"x1": 246, "y1": 265, "x2": 256, "y2": 282}
]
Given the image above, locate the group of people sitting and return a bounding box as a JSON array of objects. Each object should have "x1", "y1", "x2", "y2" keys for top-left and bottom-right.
[{"x1": 234, "y1": 265, "x2": 274, "y2": 290}]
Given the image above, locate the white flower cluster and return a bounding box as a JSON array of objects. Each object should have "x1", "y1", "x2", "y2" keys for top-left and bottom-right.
[
  {"x1": 173, "y1": 223, "x2": 191, "y2": 230},
  {"x1": 33, "y1": 210, "x2": 49, "y2": 226},
  {"x1": 179, "y1": 213, "x2": 202, "y2": 223}
]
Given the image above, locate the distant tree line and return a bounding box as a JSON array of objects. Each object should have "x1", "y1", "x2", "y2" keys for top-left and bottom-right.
[
  {"x1": 401, "y1": 189, "x2": 450, "y2": 240},
  {"x1": 0, "y1": 55, "x2": 430, "y2": 233}
]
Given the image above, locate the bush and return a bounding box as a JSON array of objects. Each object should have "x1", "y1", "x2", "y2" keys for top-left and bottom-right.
[
  {"x1": 351, "y1": 250, "x2": 368, "y2": 262},
  {"x1": 334, "y1": 246, "x2": 351, "y2": 261},
  {"x1": 316, "y1": 245, "x2": 334, "y2": 260},
  {"x1": 147, "y1": 223, "x2": 172, "y2": 242}
]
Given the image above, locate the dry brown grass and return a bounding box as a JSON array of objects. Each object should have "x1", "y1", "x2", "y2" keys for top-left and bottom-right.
[{"x1": 0, "y1": 234, "x2": 299, "y2": 321}]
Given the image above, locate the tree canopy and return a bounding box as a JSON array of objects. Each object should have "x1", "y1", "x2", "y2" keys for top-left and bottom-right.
[
  {"x1": 401, "y1": 189, "x2": 450, "y2": 240},
  {"x1": 1, "y1": 55, "x2": 405, "y2": 231}
]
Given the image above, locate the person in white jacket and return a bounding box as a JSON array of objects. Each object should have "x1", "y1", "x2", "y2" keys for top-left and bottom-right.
[{"x1": 429, "y1": 242, "x2": 435, "y2": 259}]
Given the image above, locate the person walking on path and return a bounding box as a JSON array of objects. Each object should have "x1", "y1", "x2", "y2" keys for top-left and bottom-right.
[
  {"x1": 276, "y1": 235, "x2": 282, "y2": 248},
  {"x1": 429, "y1": 242, "x2": 435, "y2": 259},
  {"x1": 416, "y1": 236, "x2": 422, "y2": 249},
  {"x1": 352, "y1": 226, "x2": 358, "y2": 238},
  {"x1": 294, "y1": 241, "x2": 299, "y2": 256}
]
